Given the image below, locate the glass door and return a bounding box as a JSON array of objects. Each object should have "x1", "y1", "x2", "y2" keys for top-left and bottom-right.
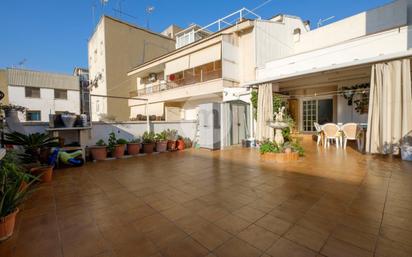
[
  {"x1": 302, "y1": 98, "x2": 334, "y2": 132},
  {"x1": 302, "y1": 100, "x2": 317, "y2": 132}
]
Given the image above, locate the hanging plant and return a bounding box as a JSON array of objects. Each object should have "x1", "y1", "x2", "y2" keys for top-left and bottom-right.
[{"x1": 342, "y1": 83, "x2": 370, "y2": 113}]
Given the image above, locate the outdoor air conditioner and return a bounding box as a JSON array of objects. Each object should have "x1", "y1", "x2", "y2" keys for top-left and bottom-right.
[{"x1": 148, "y1": 73, "x2": 157, "y2": 82}]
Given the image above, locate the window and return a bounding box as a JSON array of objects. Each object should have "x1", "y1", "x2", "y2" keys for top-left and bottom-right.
[
  {"x1": 25, "y1": 87, "x2": 40, "y2": 98},
  {"x1": 54, "y1": 89, "x2": 67, "y2": 99},
  {"x1": 26, "y1": 111, "x2": 41, "y2": 121}
]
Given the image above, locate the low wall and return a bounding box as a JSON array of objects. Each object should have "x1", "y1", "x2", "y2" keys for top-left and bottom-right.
[{"x1": 20, "y1": 121, "x2": 197, "y2": 146}]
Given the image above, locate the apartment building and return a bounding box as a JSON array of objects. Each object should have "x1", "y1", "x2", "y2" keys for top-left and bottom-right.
[
  {"x1": 88, "y1": 15, "x2": 175, "y2": 121},
  {"x1": 127, "y1": 9, "x2": 308, "y2": 120},
  {"x1": 0, "y1": 68, "x2": 80, "y2": 122},
  {"x1": 126, "y1": 9, "x2": 308, "y2": 147}
]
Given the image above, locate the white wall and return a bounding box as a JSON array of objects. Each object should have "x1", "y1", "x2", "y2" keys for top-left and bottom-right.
[
  {"x1": 88, "y1": 19, "x2": 107, "y2": 121},
  {"x1": 8, "y1": 86, "x2": 80, "y2": 122},
  {"x1": 257, "y1": 26, "x2": 409, "y2": 80},
  {"x1": 295, "y1": 0, "x2": 407, "y2": 53},
  {"x1": 21, "y1": 121, "x2": 197, "y2": 146}
]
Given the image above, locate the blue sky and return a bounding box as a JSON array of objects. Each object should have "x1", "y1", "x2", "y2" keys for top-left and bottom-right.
[{"x1": 0, "y1": 0, "x2": 392, "y2": 74}]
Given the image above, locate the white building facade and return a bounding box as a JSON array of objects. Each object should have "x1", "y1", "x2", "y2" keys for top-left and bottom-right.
[{"x1": 1, "y1": 68, "x2": 80, "y2": 122}]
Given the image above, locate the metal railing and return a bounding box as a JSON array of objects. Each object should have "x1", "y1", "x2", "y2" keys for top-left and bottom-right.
[{"x1": 134, "y1": 69, "x2": 222, "y2": 96}]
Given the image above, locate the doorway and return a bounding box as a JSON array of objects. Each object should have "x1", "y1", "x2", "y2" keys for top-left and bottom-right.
[
  {"x1": 302, "y1": 98, "x2": 334, "y2": 132},
  {"x1": 230, "y1": 102, "x2": 249, "y2": 145}
]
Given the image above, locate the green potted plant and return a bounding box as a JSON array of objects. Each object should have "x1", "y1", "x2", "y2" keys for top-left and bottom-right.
[
  {"x1": 89, "y1": 139, "x2": 107, "y2": 161},
  {"x1": 183, "y1": 137, "x2": 193, "y2": 148},
  {"x1": 127, "y1": 138, "x2": 141, "y2": 155},
  {"x1": 155, "y1": 131, "x2": 168, "y2": 152},
  {"x1": 165, "y1": 129, "x2": 178, "y2": 151},
  {"x1": 5, "y1": 131, "x2": 58, "y2": 182},
  {"x1": 142, "y1": 131, "x2": 155, "y2": 154},
  {"x1": 0, "y1": 151, "x2": 35, "y2": 241},
  {"x1": 114, "y1": 138, "x2": 128, "y2": 158},
  {"x1": 176, "y1": 135, "x2": 185, "y2": 150},
  {"x1": 107, "y1": 132, "x2": 126, "y2": 159}
]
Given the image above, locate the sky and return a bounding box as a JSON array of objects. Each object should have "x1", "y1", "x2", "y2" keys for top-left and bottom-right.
[{"x1": 0, "y1": 0, "x2": 393, "y2": 75}]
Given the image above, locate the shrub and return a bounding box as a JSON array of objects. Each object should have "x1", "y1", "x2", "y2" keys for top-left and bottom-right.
[{"x1": 116, "y1": 138, "x2": 128, "y2": 145}]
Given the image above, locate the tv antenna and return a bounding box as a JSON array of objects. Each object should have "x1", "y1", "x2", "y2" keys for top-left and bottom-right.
[
  {"x1": 15, "y1": 58, "x2": 27, "y2": 68},
  {"x1": 317, "y1": 16, "x2": 335, "y2": 28},
  {"x1": 146, "y1": 5, "x2": 155, "y2": 29}
]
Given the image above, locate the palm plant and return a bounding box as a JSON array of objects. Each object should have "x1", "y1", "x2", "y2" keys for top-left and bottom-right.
[{"x1": 4, "y1": 132, "x2": 59, "y2": 163}]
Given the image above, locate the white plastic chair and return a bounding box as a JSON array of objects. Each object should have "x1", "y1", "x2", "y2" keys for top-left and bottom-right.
[
  {"x1": 341, "y1": 123, "x2": 359, "y2": 149},
  {"x1": 314, "y1": 122, "x2": 323, "y2": 146},
  {"x1": 322, "y1": 123, "x2": 341, "y2": 148}
]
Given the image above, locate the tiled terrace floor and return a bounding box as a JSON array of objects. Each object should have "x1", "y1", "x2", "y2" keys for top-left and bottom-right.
[{"x1": 1, "y1": 136, "x2": 412, "y2": 257}]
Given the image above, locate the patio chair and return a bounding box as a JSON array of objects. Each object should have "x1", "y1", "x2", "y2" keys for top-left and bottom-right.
[
  {"x1": 341, "y1": 123, "x2": 359, "y2": 149},
  {"x1": 322, "y1": 123, "x2": 341, "y2": 148},
  {"x1": 314, "y1": 122, "x2": 323, "y2": 145}
]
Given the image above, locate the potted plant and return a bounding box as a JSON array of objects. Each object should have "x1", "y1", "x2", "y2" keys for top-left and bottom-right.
[
  {"x1": 183, "y1": 137, "x2": 193, "y2": 148},
  {"x1": 60, "y1": 111, "x2": 77, "y2": 128},
  {"x1": 0, "y1": 151, "x2": 34, "y2": 241},
  {"x1": 142, "y1": 131, "x2": 155, "y2": 154},
  {"x1": 176, "y1": 135, "x2": 185, "y2": 150},
  {"x1": 127, "y1": 138, "x2": 141, "y2": 155},
  {"x1": 165, "y1": 129, "x2": 178, "y2": 151},
  {"x1": 114, "y1": 138, "x2": 128, "y2": 158},
  {"x1": 5, "y1": 132, "x2": 58, "y2": 182},
  {"x1": 0, "y1": 104, "x2": 26, "y2": 118},
  {"x1": 155, "y1": 131, "x2": 168, "y2": 152},
  {"x1": 89, "y1": 139, "x2": 107, "y2": 161}
]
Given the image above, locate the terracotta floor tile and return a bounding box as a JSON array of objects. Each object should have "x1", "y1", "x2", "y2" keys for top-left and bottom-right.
[
  {"x1": 213, "y1": 237, "x2": 261, "y2": 257},
  {"x1": 285, "y1": 225, "x2": 329, "y2": 252},
  {"x1": 146, "y1": 223, "x2": 188, "y2": 248},
  {"x1": 233, "y1": 206, "x2": 266, "y2": 223},
  {"x1": 214, "y1": 214, "x2": 251, "y2": 235},
  {"x1": 256, "y1": 214, "x2": 292, "y2": 236},
  {"x1": 160, "y1": 236, "x2": 209, "y2": 257},
  {"x1": 112, "y1": 237, "x2": 159, "y2": 257},
  {"x1": 3, "y1": 138, "x2": 412, "y2": 257},
  {"x1": 320, "y1": 238, "x2": 373, "y2": 257},
  {"x1": 197, "y1": 206, "x2": 230, "y2": 222},
  {"x1": 265, "y1": 238, "x2": 317, "y2": 257},
  {"x1": 191, "y1": 223, "x2": 232, "y2": 251},
  {"x1": 237, "y1": 224, "x2": 280, "y2": 251},
  {"x1": 331, "y1": 225, "x2": 377, "y2": 252}
]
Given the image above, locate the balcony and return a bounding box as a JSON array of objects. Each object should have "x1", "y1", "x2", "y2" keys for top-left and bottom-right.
[{"x1": 135, "y1": 61, "x2": 222, "y2": 96}]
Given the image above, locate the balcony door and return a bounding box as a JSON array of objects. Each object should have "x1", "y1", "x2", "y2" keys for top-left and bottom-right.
[{"x1": 301, "y1": 98, "x2": 333, "y2": 132}]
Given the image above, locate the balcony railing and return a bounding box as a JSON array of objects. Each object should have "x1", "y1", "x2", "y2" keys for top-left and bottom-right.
[{"x1": 135, "y1": 68, "x2": 222, "y2": 96}]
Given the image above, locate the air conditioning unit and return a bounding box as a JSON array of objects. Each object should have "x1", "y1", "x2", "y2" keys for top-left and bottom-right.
[{"x1": 148, "y1": 73, "x2": 157, "y2": 82}]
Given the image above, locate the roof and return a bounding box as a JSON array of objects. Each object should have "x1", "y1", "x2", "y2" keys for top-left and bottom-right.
[
  {"x1": 89, "y1": 15, "x2": 175, "y2": 42},
  {"x1": 6, "y1": 68, "x2": 80, "y2": 91}
]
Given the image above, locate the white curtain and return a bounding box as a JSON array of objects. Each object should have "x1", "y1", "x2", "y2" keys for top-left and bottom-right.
[
  {"x1": 220, "y1": 102, "x2": 232, "y2": 148},
  {"x1": 366, "y1": 58, "x2": 412, "y2": 154},
  {"x1": 256, "y1": 83, "x2": 274, "y2": 141}
]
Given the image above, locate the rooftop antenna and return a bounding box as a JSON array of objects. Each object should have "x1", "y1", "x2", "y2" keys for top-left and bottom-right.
[
  {"x1": 317, "y1": 16, "x2": 335, "y2": 28},
  {"x1": 15, "y1": 58, "x2": 27, "y2": 68},
  {"x1": 146, "y1": 5, "x2": 155, "y2": 29}
]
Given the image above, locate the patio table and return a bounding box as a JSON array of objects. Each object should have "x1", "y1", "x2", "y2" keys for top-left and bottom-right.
[{"x1": 321, "y1": 123, "x2": 367, "y2": 151}]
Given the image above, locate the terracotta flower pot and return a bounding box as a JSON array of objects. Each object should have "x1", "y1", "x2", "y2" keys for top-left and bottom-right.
[
  {"x1": 143, "y1": 143, "x2": 155, "y2": 154},
  {"x1": 156, "y1": 140, "x2": 168, "y2": 152},
  {"x1": 113, "y1": 144, "x2": 126, "y2": 158},
  {"x1": 167, "y1": 140, "x2": 176, "y2": 151},
  {"x1": 0, "y1": 209, "x2": 19, "y2": 241},
  {"x1": 90, "y1": 146, "x2": 107, "y2": 161},
  {"x1": 127, "y1": 143, "x2": 141, "y2": 155},
  {"x1": 31, "y1": 166, "x2": 53, "y2": 183},
  {"x1": 176, "y1": 139, "x2": 185, "y2": 150}
]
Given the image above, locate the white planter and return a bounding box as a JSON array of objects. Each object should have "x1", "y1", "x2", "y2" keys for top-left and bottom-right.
[{"x1": 61, "y1": 113, "x2": 77, "y2": 128}]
